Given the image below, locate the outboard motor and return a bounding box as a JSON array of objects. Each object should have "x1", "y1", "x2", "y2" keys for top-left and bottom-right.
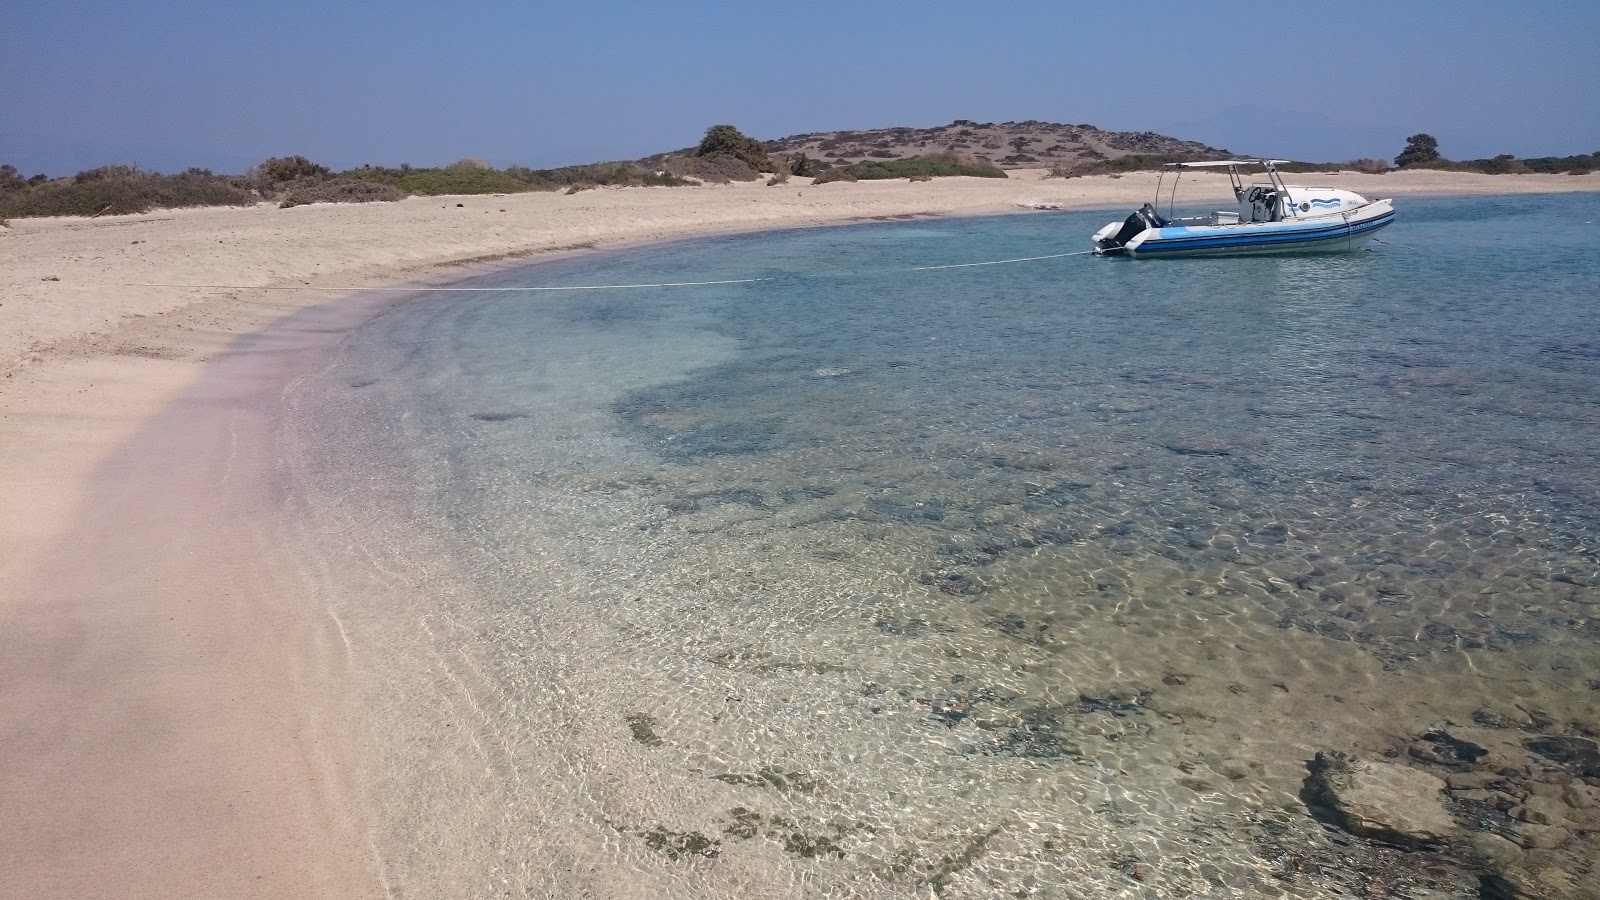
[{"x1": 1095, "y1": 203, "x2": 1165, "y2": 253}]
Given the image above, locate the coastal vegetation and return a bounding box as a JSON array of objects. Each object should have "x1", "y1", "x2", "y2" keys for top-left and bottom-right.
[
  {"x1": 1, "y1": 122, "x2": 1595, "y2": 219},
  {"x1": 812, "y1": 154, "x2": 1007, "y2": 184},
  {"x1": 0, "y1": 165, "x2": 255, "y2": 217},
  {"x1": 694, "y1": 124, "x2": 774, "y2": 173},
  {"x1": 0, "y1": 156, "x2": 697, "y2": 217},
  {"x1": 277, "y1": 179, "x2": 406, "y2": 209},
  {"x1": 759, "y1": 119, "x2": 1226, "y2": 172},
  {"x1": 1393, "y1": 133, "x2": 1597, "y2": 175},
  {"x1": 1395, "y1": 133, "x2": 1442, "y2": 168}
]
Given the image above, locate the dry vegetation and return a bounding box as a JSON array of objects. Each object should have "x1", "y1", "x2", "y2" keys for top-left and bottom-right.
[
  {"x1": 4, "y1": 124, "x2": 1594, "y2": 220},
  {"x1": 750, "y1": 119, "x2": 1230, "y2": 172}
]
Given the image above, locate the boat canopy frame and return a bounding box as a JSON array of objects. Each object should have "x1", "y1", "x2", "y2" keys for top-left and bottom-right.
[{"x1": 1154, "y1": 159, "x2": 1297, "y2": 220}]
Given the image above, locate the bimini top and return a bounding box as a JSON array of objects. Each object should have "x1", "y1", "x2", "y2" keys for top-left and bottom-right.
[{"x1": 1168, "y1": 159, "x2": 1291, "y2": 168}]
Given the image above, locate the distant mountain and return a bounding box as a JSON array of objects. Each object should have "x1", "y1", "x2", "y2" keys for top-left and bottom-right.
[{"x1": 650, "y1": 120, "x2": 1231, "y2": 170}]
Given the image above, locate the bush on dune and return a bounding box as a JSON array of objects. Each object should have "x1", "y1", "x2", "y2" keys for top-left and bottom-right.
[
  {"x1": 1343, "y1": 158, "x2": 1392, "y2": 174},
  {"x1": 250, "y1": 155, "x2": 332, "y2": 197},
  {"x1": 0, "y1": 164, "x2": 30, "y2": 199},
  {"x1": 662, "y1": 154, "x2": 758, "y2": 184},
  {"x1": 0, "y1": 166, "x2": 254, "y2": 217},
  {"x1": 513, "y1": 162, "x2": 690, "y2": 190},
  {"x1": 397, "y1": 166, "x2": 525, "y2": 195},
  {"x1": 695, "y1": 124, "x2": 774, "y2": 172},
  {"x1": 1392, "y1": 134, "x2": 1597, "y2": 174},
  {"x1": 812, "y1": 154, "x2": 1007, "y2": 183},
  {"x1": 336, "y1": 164, "x2": 414, "y2": 187},
  {"x1": 278, "y1": 179, "x2": 406, "y2": 208},
  {"x1": 1449, "y1": 151, "x2": 1598, "y2": 175},
  {"x1": 810, "y1": 167, "x2": 858, "y2": 185},
  {"x1": 1061, "y1": 153, "x2": 1195, "y2": 175}
]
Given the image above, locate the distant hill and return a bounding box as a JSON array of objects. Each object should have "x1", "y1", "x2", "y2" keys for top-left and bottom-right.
[{"x1": 649, "y1": 120, "x2": 1231, "y2": 171}]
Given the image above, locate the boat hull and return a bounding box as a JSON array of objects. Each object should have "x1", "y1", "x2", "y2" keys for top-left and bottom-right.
[{"x1": 1107, "y1": 201, "x2": 1396, "y2": 259}]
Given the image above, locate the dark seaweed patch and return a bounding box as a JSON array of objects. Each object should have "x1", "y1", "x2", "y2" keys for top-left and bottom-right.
[
  {"x1": 625, "y1": 712, "x2": 664, "y2": 746},
  {"x1": 1524, "y1": 735, "x2": 1600, "y2": 777},
  {"x1": 638, "y1": 826, "x2": 720, "y2": 860}
]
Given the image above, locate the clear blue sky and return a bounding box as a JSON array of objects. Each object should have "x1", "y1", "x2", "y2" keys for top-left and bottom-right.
[{"x1": 4, "y1": 0, "x2": 1597, "y2": 175}]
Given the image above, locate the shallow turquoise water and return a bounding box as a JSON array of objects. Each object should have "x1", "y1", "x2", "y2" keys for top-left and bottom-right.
[{"x1": 290, "y1": 194, "x2": 1600, "y2": 898}]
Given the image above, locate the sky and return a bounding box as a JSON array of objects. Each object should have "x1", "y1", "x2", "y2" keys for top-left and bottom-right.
[{"x1": 4, "y1": 0, "x2": 1598, "y2": 176}]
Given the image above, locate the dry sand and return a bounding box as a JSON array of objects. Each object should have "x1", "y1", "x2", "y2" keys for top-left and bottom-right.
[{"x1": 0, "y1": 169, "x2": 1595, "y2": 898}]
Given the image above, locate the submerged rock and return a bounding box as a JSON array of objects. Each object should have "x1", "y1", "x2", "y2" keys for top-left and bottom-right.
[
  {"x1": 1408, "y1": 729, "x2": 1491, "y2": 766},
  {"x1": 1525, "y1": 735, "x2": 1600, "y2": 778},
  {"x1": 1302, "y1": 751, "x2": 1458, "y2": 849},
  {"x1": 1480, "y1": 856, "x2": 1593, "y2": 900}
]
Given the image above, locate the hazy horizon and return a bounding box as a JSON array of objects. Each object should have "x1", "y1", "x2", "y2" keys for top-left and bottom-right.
[{"x1": 4, "y1": 0, "x2": 1597, "y2": 176}]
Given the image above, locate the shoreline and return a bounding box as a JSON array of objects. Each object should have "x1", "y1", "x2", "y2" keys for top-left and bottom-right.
[
  {"x1": 0, "y1": 287, "x2": 421, "y2": 898},
  {"x1": 1, "y1": 170, "x2": 1597, "y2": 898},
  {"x1": 6, "y1": 168, "x2": 1597, "y2": 376}
]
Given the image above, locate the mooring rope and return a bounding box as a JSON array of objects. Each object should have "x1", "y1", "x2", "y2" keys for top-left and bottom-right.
[
  {"x1": 110, "y1": 247, "x2": 1102, "y2": 294},
  {"x1": 115, "y1": 277, "x2": 771, "y2": 292},
  {"x1": 907, "y1": 250, "x2": 1096, "y2": 271}
]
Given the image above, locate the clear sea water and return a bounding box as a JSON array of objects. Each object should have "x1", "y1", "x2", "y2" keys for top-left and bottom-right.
[{"x1": 285, "y1": 194, "x2": 1600, "y2": 899}]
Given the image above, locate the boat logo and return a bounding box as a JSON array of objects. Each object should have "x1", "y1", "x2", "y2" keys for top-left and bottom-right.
[{"x1": 1300, "y1": 198, "x2": 1342, "y2": 212}]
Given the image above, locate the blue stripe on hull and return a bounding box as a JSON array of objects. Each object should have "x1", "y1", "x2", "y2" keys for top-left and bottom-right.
[{"x1": 1129, "y1": 211, "x2": 1395, "y2": 258}]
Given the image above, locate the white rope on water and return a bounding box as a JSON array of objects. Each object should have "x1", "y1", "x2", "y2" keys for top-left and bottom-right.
[
  {"x1": 908, "y1": 250, "x2": 1096, "y2": 271},
  {"x1": 110, "y1": 248, "x2": 1099, "y2": 293},
  {"x1": 116, "y1": 277, "x2": 771, "y2": 292}
]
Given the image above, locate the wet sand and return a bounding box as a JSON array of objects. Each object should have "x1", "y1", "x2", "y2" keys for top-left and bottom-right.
[{"x1": 0, "y1": 292, "x2": 409, "y2": 899}]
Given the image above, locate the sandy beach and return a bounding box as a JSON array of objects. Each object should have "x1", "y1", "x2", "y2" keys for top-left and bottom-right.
[{"x1": 2, "y1": 169, "x2": 1597, "y2": 899}]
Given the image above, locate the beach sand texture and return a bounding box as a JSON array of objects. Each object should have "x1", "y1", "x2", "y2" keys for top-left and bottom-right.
[{"x1": 2, "y1": 170, "x2": 1597, "y2": 898}]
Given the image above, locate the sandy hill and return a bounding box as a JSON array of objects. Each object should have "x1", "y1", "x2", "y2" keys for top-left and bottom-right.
[{"x1": 764, "y1": 119, "x2": 1229, "y2": 169}]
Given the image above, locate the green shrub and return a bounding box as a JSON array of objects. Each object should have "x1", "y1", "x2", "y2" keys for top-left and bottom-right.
[
  {"x1": 810, "y1": 167, "x2": 858, "y2": 185},
  {"x1": 278, "y1": 179, "x2": 405, "y2": 208},
  {"x1": 252, "y1": 156, "x2": 331, "y2": 195},
  {"x1": 1069, "y1": 153, "x2": 1182, "y2": 175},
  {"x1": 397, "y1": 167, "x2": 525, "y2": 195},
  {"x1": 1394, "y1": 134, "x2": 1441, "y2": 168},
  {"x1": 558, "y1": 163, "x2": 687, "y2": 188},
  {"x1": 1345, "y1": 158, "x2": 1391, "y2": 174},
  {"x1": 336, "y1": 164, "x2": 413, "y2": 187},
  {"x1": 255, "y1": 155, "x2": 329, "y2": 182},
  {"x1": 821, "y1": 155, "x2": 1007, "y2": 181},
  {"x1": 496, "y1": 162, "x2": 688, "y2": 190},
  {"x1": 1520, "y1": 151, "x2": 1600, "y2": 174},
  {"x1": 663, "y1": 154, "x2": 758, "y2": 184},
  {"x1": 0, "y1": 164, "x2": 26, "y2": 197},
  {"x1": 1456, "y1": 154, "x2": 1524, "y2": 174},
  {"x1": 695, "y1": 124, "x2": 773, "y2": 172},
  {"x1": 1450, "y1": 152, "x2": 1598, "y2": 174},
  {"x1": 73, "y1": 164, "x2": 144, "y2": 184},
  {"x1": 767, "y1": 170, "x2": 790, "y2": 186},
  {"x1": 0, "y1": 168, "x2": 254, "y2": 218}
]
